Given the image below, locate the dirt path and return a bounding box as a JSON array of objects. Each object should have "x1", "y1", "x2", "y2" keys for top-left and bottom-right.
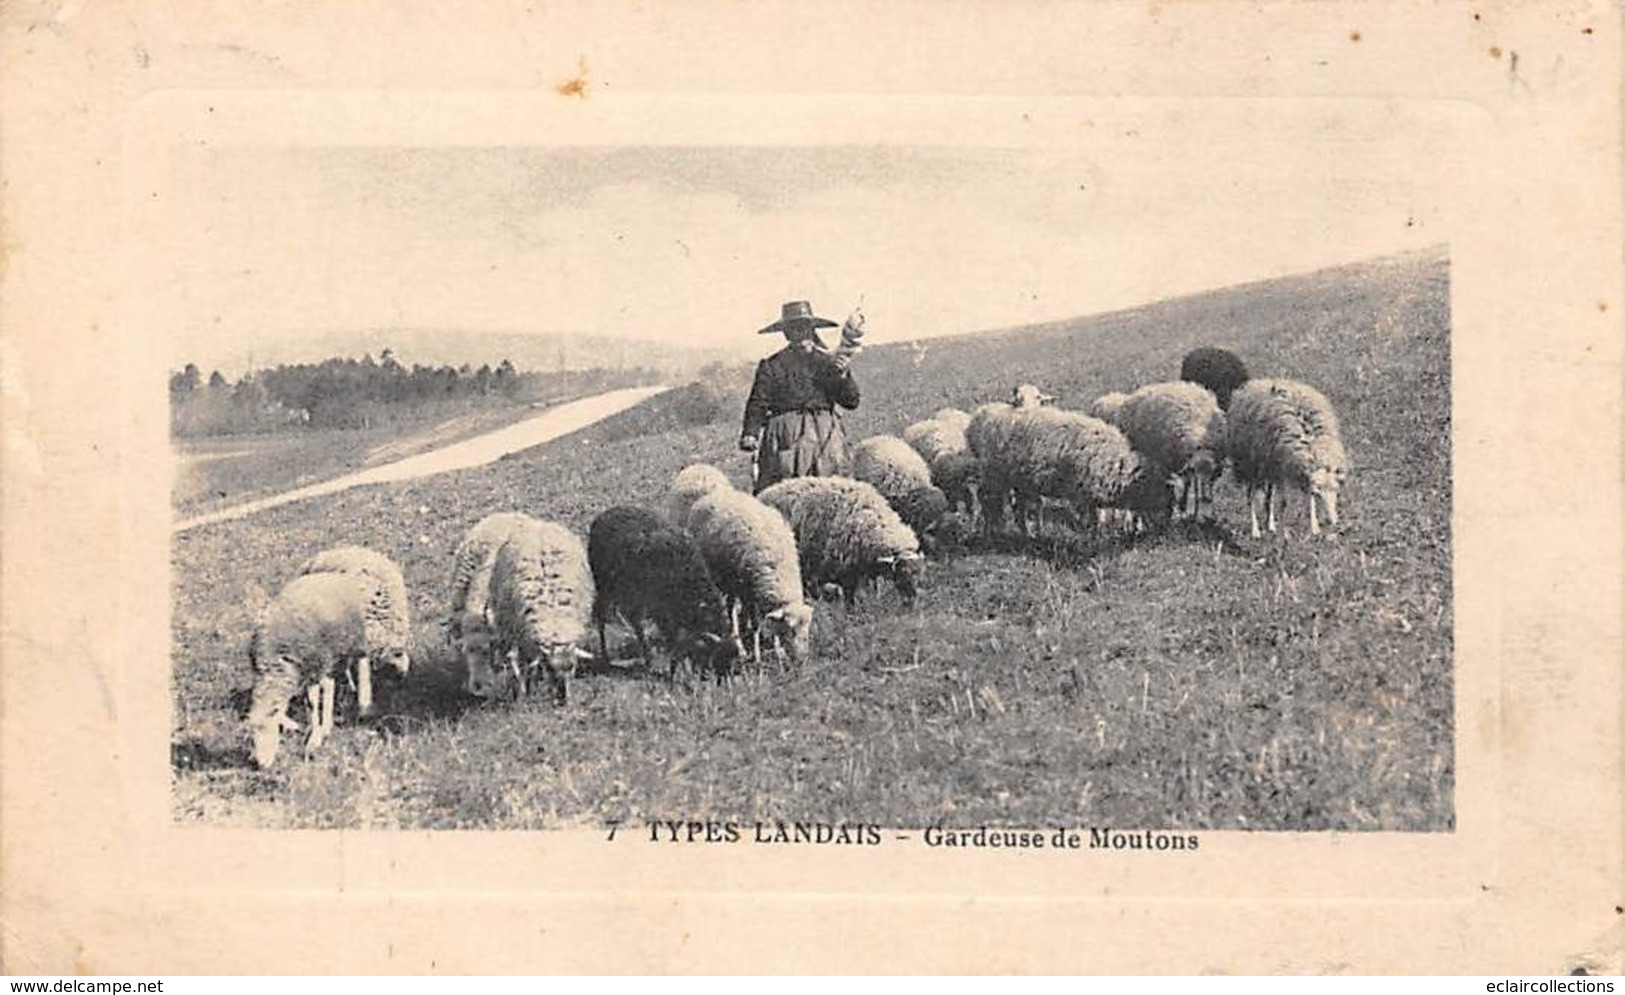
[{"x1": 174, "y1": 385, "x2": 667, "y2": 532}]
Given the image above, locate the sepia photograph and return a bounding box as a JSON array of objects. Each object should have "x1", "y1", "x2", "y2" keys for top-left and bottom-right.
[{"x1": 164, "y1": 130, "x2": 1452, "y2": 834}]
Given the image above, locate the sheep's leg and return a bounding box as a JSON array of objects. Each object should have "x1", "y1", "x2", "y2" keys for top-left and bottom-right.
[
  {"x1": 304, "y1": 683, "x2": 327, "y2": 755},
  {"x1": 1308, "y1": 489, "x2": 1321, "y2": 535},
  {"x1": 1247, "y1": 485, "x2": 1262, "y2": 539},
  {"x1": 1178, "y1": 474, "x2": 1192, "y2": 519},
  {"x1": 355, "y1": 655, "x2": 374, "y2": 718},
  {"x1": 1265, "y1": 482, "x2": 1279, "y2": 534},
  {"x1": 595, "y1": 611, "x2": 609, "y2": 666},
  {"x1": 508, "y1": 650, "x2": 526, "y2": 698},
  {"x1": 978, "y1": 482, "x2": 1003, "y2": 536},
  {"x1": 320, "y1": 675, "x2": 336, "y2": 740},
  {"x1": 634, "y1": 620, "x2": 655, "y2": 671}
]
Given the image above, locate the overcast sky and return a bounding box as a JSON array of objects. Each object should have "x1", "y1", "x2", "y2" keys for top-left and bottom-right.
[{"x1": 153, "y1": 107, "x2": 1454, "y2": 374}]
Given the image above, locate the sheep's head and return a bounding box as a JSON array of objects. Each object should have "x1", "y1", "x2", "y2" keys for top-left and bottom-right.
[
  {"x1": 763, "y1": 602, "x2": 814, "y2": 662},
  {"x1": 539, "y1": 643, "x2": 593, "y2": 704},
  {"x1": 687, "y1": 628, "x2": 747, "y2": 676},
  {"x1": 380, "y1": 647, "x2": 411, "y2": 677},
  {"x1": 1309, "y1": 464, "x2": 1347, "y2": 527},
  {"x1": 1011, "y1": 383, "x2": 1057, "y2": 409},
  {"x1": 878, "y1": 550, "x2": 924, "y2": 606},
  {"x1": 1127, "y1": 472, "x2": 1176, "y2": 531},
  {"x1": 897, "y1": 487, "x2": 949, "y2": 553},
  {"x1": 932, "y1": 511, "x2": 974, "y2": 551},
  {"x1": 250, "y1": 721, "x2": 282, "y2": 769},
  {"x1": 460, "y1": 616, "x2": 502, "y2": 698}
]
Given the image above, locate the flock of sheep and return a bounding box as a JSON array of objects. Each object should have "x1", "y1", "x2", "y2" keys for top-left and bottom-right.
[{"x1": 243, "y1": 346, "x2": 1350, "y2": 768}]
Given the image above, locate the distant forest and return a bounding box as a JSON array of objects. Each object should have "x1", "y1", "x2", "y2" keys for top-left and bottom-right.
[{"x1": 169, "y1": 349, "x2": 659, "y2": 436}]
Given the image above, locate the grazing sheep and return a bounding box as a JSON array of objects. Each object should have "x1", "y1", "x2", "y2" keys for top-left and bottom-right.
[
  {"x1": 1115, "y1": 381, "x2": 1228, "y2": 518},
  {"x1": 928, "y1": 450, "x2": 981, "y2": 517},
  {"x1": 684, "y1": 487, "x2": 814, "y2": 664},
  {"x1": 967, "y1": 401, "x2": 1025, "y2": 534},
  {"x1": 965, "y1": 387, "x2": 1065, "y2": 535},
  {"x1": 931, "y1": 407, "x2": 973, "y2": 433},
  {"x1": 757, "y1": 476, "x2": 924, "y2": 608},
  {"x1": 446, "y1": 512, "x2": 536, "y2": 698},
  {"x1": 889, "y1": 485, "x2": 951, "y2": 549},
  {"x1": 1180, "y1": 347, "x2": 1251, "y2": 410},
  {"x1": 247, "y1": 570, "x2": 407, "y2": 768},
  {"x1": 488, "y1": 519, "x2": 596, "y2": 703},
  {"x1": 852, "y1": 434, "x2": 933, "y2": 497},
  {"x1": 851, "y1": 435, "x2": 950, "y2": 542},
  {"x1": 296, "y1": 545, "x2": 412, "y2": 716},
  {"x1": 903, "y1": 414, "x2": 980, "y2": 515},
  {"x1": 1224, "y1": 378, "x2": 1349, "y2": 538},
  {"x1": 975, "y1": 404, "x2": 1174, "y2": 539},
  {"x1": 588, "y1": 505, "x2": 744, "y2": 677},
  {"x1": 1088, "y1": 391, "x2": 1130, "y2": 426},
  {"x1": 669, "y1": 462, "x2": 734, "y2": 530},
  {"x1": 903, "y1": 415, "x2": 965, "y2": 465}
]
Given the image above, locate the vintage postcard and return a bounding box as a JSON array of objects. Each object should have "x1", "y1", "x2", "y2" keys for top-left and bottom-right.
[{"x1": 2, "y1": 0, "x2": 1620, "y2": 975}]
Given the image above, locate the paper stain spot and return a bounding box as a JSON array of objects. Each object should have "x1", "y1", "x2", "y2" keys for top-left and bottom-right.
[
  {"x1": 1581, "y1": 26, "x2": 1593, "y2": 34},
  {"x1": 1598, "y1": 301, "x2": 1609, "y2": 312},
  {"x1": 556, "y1": 56, "x2": 589, "y2": 99},
  {"x1": 1349, "y1": 29, "x2": 1361, "y2": 42},
  {"x1": 1489, "y1": 45, "x2": 1502, "y2": 58}
]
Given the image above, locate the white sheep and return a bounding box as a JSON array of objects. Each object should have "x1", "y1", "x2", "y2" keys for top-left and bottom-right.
[
  {"x1": 669, "y1": 462, "x2": 734, "y2": 530},
  {"x1": 931, "y1": 407, "x2": 973, "y2": 433},
  {"x1": 903, "y1": 413, "x2": 980, "y2": 515},
  {"x1": 488, "y1": 519, "x2": 597, "y2": 703},
  {"x1": 1115, "y1": 381, "x2": 1228, "y2": 518},
  {"x1": 852, "y1": 434, "x2": 933, "y2": 498},
  {"x1": 975, "y1": 404, "x2": 1174, "y2": 538},
  {"x1": 1088, "y1": 391, "x2": 1130, "y2": 426},
  {"x1": 850, "y1": 435, "x2": 950, "y2": 543},
  {"x1": 757, "y1": 476, "x2": 924, "y2": 608},
  {"x1": 246, "y1": 570, "x2": 408, "y2": 768},
  {"x1": 965, "y1": 386, "x2": 1064, "y2": 535},
  {"x1": 446, "y1": 512, "x2": 537, "y2": 698},
  {"x1": 684, "y1": 487, "x2": 814, "y2": 664},
  {"x1": 295, "y1": 545, "x2": 412, "y2": 717},
  {"x1": 1224, "y1": 378, "x2": 1350, "y2": 538}
]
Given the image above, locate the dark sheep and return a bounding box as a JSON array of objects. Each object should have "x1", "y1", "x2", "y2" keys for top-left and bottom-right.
[
  {"x1": 890, "y1": 485, "x2": 952, "y2": 552},
  {"x1": 587, "y1": 505, "x2": 744, "y2": 677},
  {"x1": 1179, "y1": 347, "x2": 1251, "y2": 410}
]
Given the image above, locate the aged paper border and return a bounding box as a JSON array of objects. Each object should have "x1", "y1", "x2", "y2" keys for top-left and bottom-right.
[{"x1": 3, "y1": 0, "x2": 1622, "y2": 975}]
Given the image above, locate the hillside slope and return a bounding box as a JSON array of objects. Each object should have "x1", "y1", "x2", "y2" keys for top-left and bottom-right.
[{"x1": 172, "y1": 248, "x2": 1452, "y2": 831}]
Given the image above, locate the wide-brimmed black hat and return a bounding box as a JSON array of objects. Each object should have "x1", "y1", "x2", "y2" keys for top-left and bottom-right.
[{"x1": 758, "y1": 300, "x2": 840, "y2": 335}]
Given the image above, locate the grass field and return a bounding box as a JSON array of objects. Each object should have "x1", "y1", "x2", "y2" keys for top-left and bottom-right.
[{"x1": 171, "y1": 247, "x2": 1452, "y2": 831}]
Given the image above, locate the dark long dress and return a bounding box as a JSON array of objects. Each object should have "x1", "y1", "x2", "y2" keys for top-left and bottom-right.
[{"x1": 740, "y1": 345, "x2": 861, "y2": 493}]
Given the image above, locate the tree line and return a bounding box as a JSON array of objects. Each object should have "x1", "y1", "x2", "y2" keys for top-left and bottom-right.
[{"x1": 170, "y1": 350, "x2": 656, "y2": 436}]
